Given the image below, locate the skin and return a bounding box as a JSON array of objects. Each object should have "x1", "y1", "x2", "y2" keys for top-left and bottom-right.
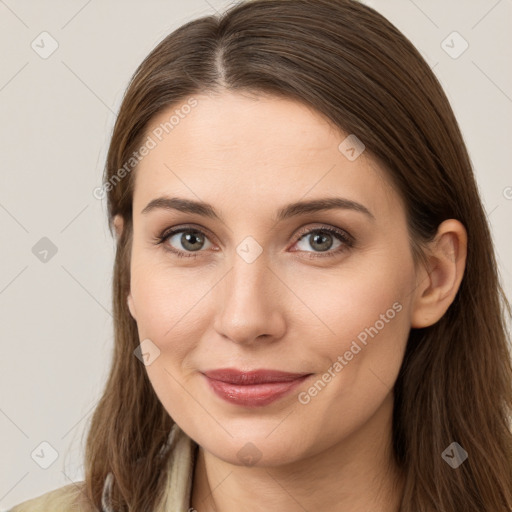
[{"x1": 114, "y1": 91, "x2": 467, "y2": 512}]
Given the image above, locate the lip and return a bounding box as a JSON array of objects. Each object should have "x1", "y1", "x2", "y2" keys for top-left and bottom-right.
[{"x1": 202, "y1": 368, "x2": 312, "y2": 407}]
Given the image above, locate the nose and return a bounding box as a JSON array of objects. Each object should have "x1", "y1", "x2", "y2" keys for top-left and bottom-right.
[{"x1": 212, "y1": 254, "x2": 286, "y2": 346}]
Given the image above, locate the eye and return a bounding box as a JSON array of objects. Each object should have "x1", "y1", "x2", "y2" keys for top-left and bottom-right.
[
  {"x1": 291, "y1": 225, "x2": 354, "y2": 258},
  {"x1": 155, "y1": 226, "x2": 214, "y2": 258},
  {"x1": 154, "y1": 224, "x2": 354, "y2": 260}
]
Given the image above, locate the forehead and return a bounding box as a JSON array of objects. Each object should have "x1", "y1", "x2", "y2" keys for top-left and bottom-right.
[{"x1": 132, "y1": 91, "x2": 401, "y2": 222}]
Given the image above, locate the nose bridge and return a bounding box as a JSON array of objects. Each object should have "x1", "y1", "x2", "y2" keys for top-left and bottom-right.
[
  {"x1": 229, "y1": 252, "x2": 272, "y2": 302},
  {"x1": 213, "y1": 249, "x2": 285, "y2": 344}
]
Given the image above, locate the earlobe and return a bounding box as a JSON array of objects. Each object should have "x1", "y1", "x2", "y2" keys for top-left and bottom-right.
[
  {"x1": 411, "y1": 219, "x2": 467, "y2": 328},
  {"x1": 113, "y1": 215, "x2": 124, "y2": 239}
]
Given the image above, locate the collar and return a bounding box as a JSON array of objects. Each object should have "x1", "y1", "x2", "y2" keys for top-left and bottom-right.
[{"x1": 101, "y1": 423, "x2": 198, "y2": 511}]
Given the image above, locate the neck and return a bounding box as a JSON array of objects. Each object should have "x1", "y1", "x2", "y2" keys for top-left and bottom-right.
[{"x1": 191, "y1": 392, "x2": 404, "y2": 512}]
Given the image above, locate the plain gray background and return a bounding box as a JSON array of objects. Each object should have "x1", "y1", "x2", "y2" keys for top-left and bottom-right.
[{"x1": 1, "y1": 0, "x2": 511, "y2": 508}]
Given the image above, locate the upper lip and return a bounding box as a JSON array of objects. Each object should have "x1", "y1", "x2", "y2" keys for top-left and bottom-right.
[{"x1": 202, "y1": 368, "x2": 311, "y2": 385}]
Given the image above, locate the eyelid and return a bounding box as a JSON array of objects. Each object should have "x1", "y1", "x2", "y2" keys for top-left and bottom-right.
[
  {"x1": 159, "y1": 223, "x2": 217, "y2": 245},
  {"x1": 293, "y1": 223, "x2": 354, "y2": 245}
]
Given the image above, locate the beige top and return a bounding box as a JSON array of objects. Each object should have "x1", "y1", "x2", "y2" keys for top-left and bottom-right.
[{"x1": 8, "y1": 423, "x2": 199, "y2": 512}]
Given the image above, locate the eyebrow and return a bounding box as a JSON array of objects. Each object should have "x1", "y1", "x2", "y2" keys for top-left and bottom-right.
[{"x1": 141, "y1": 196, "x2": 375, "y2": 222}]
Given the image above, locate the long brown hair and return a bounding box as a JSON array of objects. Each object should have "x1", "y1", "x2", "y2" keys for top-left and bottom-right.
[{"x1": 85, "y1": 0, "x2": 512, "y2": 510}]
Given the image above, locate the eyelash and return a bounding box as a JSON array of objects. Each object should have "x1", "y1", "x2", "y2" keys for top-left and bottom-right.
[{"x1": 153, "y1": 224, "x2": 354, "y2": 260}]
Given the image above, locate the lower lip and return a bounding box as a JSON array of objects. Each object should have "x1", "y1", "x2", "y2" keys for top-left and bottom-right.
[{"x1": 203, "y1": 374, "x2": 312, "y2": 407}]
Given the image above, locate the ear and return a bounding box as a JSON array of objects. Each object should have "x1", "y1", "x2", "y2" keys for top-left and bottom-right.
[
  {"x1": 127, "y1": 291, "x2": 137, "y2": 320},
  {"x1": 411, "y1": 219, "x2": 467, "y2": 328},
  {"x1": 113, "y1": 214, "x2": 124, "y2": 239},
  {"x1": 113, "y1": 214, "x2": 137, "y2": 320}
]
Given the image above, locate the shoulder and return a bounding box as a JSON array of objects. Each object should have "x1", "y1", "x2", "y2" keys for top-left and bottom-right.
[{"x1": 8, "y1": 481, "x2": 97, "y2": 512}]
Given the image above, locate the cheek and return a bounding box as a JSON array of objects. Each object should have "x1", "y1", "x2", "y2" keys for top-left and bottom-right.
[
  {"x1": 129, "y1": 255, "x2": 209, "y2": 419},
  {"x1": 294, "y1": 253, "x2": 412, "y2": 353},
  {"x1": 290, "y1": 270, "x2": 411, "y2": 452},
  {"x1": 293, "y1": 249, "x2": 413, "y2": 402},
  {"x1": 129, "y1": 251, "x2": 223, "y2": 393},
  {"x1": 130, "y1": 249, "x2": 209, "y2": 338}
]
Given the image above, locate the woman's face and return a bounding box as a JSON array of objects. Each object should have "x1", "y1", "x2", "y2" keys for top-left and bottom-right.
[{"x1": 125, "y1": 91, "x2": 419, "y2": 466}]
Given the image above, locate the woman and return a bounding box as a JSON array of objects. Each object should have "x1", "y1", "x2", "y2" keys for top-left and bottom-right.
[{"x1": 10, "y1": 0, "x2": 512, "y2": 510}]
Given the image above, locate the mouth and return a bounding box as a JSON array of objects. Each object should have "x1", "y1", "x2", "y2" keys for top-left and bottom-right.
[{"x1": 202, "y1": 368, "x2": 313, "y2": 407}]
